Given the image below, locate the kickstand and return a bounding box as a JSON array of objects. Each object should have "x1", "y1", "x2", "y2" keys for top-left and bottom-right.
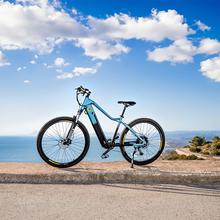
[{"x1": 131, "y1": 148, "x2": 137, "y2": 168}]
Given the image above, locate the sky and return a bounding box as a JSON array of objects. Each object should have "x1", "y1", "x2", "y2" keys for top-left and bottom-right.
[{"x1": 0, "y1": 0, "x2": 220, "y2": 135}]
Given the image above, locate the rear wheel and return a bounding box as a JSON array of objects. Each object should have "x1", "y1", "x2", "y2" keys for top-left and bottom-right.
[
  {"x1": 120, "y1": 118, "x2": 165, "y2": 165},
  {"x1": 37, "y1": 116, "x2": 90, "y2": 168}
]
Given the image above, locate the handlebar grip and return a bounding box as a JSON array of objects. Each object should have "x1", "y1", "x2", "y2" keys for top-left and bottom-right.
[{"x1": 75, "y1": 86, "x2": 91, "y2": 96}]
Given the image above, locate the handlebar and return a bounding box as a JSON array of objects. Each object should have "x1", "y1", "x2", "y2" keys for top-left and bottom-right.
[
  {"x1": 75, "y1": 86, "x2": 91, "y2": 96},
  {"x1": 75, "y1": 86, "x2": 91, "y2": 106}
]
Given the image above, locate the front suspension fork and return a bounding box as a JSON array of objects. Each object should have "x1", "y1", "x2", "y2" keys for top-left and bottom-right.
[{"x1": 66, "y1": 109, "x2": 83, "y2": 140}]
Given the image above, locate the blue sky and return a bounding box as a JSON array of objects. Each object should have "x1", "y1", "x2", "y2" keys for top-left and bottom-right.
[{"x1": 0, "y1": 0, "x2": 220, "y2": 135}]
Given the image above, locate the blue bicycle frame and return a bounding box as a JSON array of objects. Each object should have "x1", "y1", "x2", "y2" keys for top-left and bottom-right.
[{"x1": 74, "y1": 96, "x2": 145, "y2": 149}]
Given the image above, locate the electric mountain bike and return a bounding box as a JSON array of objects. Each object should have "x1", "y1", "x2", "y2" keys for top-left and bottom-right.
[{"x1": 37, "y1": 86, "x2": 165, "y2": 168}]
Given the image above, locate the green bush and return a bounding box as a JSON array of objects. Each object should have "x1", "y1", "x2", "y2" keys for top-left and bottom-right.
[
  {"x1": 211, "y1": 142, "x2": 220, "y2": 149},
  {"x1": 212, "y1": 136, "x2": 220, "y2": 143},
  {"x1": 187, "y1": 155, "x2": 198, "y2": 160},
  {"x1": 179, "y1": 136, "x2": 220, "y2": 157},
  {"x1": 178, "y1": 154, "x2": 187, "y2": 160},
  {"x1": 162, "y1": 151, "x2": 179, "y2": 160},
  {"x1": 189, "y1": 146, "x2": 201, "y2": 153},
  {"x1": 162, "y1": 151, "x2": 201, "y2": 160},
  {"x1": 201, "y1": 143, "x2": 211, "y2": 155},
  {"x1": 183, "y1": 145, "x2": 189, "y2": 148},
  {"x1": 201, "y1": 149, "x2": 210, "y2": 155},
  {"x1": 190, "y1": 136, "x2": 206, "y2": 147},
  {"x1": 203, "y1": 143, "x2": 212, "y2": 148},
  {"x1": 210, "y1": 149, "x2": 220, "y2": 156}
]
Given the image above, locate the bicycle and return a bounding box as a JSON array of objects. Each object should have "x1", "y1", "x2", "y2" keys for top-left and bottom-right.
[{"x1": 37, "y1": 86, "x2": 165, "y2": 168}]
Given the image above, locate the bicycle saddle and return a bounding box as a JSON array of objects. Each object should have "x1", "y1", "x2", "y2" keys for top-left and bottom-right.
[{"x1": 118, "y1": 101, "x2": 136, "y2": 106}]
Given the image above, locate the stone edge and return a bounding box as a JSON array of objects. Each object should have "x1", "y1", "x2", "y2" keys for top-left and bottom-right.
[{"x1": 0, "y1": 171, "x2": 220, "y2": 185}]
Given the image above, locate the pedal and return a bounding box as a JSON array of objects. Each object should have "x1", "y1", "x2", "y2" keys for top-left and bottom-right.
[
  {"x1": 138, "y1": 148, "x2": 144, "y2": 156},
  {"x1": 101, "y1": 154, "x2": 109, "y2": 159}
]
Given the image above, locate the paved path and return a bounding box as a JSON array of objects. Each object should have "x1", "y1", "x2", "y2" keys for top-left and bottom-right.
[
  {"x1": 175, "y1": 148, "x2": 220, "y2": 160},
  {"x1": 0, "y1": 161, "x2": 220, "y2": 184},
  {"x1": 0, "y1": 183, "x2": 219, "y2": 220},
  {"x1": 175, "y1": 148, "x2": 207, "y2": 159}
]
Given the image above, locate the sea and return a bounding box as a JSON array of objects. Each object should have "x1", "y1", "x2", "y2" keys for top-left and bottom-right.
[
  {"x1": 0, "y1": 131, "x2": 219, "y2": 162},
  {"x1": 0, "y1": 136, "x2": 124, "y2": 162}
]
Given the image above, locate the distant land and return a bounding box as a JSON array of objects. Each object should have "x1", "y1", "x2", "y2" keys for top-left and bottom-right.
[{"x1": 165, "y1": 130, "x2": 220, "y2": 150}]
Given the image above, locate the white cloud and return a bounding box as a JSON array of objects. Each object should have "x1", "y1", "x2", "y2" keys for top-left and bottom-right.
[
  {"x1": 73, "y1": 66, "x2": 98, "y2": 76},
  {"x1": 87, "y1": 9, "x2": 194, "y2": 42},
  {"x1": 17, "y1": 66, "x2": 27, "y2": 71},
  {"x1": 16, "y1": 0, "x2": 48, "y2": 7},
  {"x1": 52, "y1": 0, "x2": 62, "y2": 8},
  {"x1": 55, "y1": 69, "x2": 63, "y2": 73},
  {"x1": 0, "y1": 51, "x2": 10, "y2": 67},
  {"x1": 44, "y1": 63, "x2": 53, "y2": 69},
  {"x1": 43, "y1": 57, "x2": 69, "y2": 69},
  {"x1": 147, "y1": 37, "x2": 220, "y2": 65},
  {"x1": 197, "y1": 38, "x2": 220, "y2": 55},
  {"x1": 0, "y1": 0, "x2": 87, "y2": 54},
  {"x1": 56, "y1": 72, "x2": 73, "y2": 79},
  {"x1": 200, "y1": 56, "x2": 220, "y2": 82},
  {"x1": 30, "y1": 60, "x2": 36, "y2": 64},
  {"x1": 24, "y1": 79, "x2": 31, "y2": 84},
  {"x1": 72, "y1": 8, "x2": 77, "y2": 15},
  {"x1": 147, "y1": 39, "x2": 197, "y2": 63},
  {"x1": 0, "y1": 2, "x2": 196, "y2": 60},
  {"x1": 57, "y1": 62, "x2": 101, "y2": 79},
  {"x1": 79, "y1": 9, "x2": 193, "y2": 59},
  {"x1": 195, "y1": 20, "x2": 210, "y2": 31},
  {"x1": 0, "y1": 0, "x2": 220, "y2": 79},
  {"x1": 54, "y1": 57, "x2": 69, "y2": 67},
  {"x1": 76, "y1": 38, "x2": 130, "y2": 60}
]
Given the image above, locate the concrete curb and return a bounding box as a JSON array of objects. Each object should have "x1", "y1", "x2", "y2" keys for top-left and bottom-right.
[
  {"x1": 0, "y1": 161, "x2": 220, "y2": 185},
  {"x1": 0, "y1": 171, "x2": 220, "y2": 185}
]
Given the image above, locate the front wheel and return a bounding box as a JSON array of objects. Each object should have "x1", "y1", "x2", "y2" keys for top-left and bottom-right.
[
  {"x1": 120, "y1": 118, "x2": 165, "y2": 166},
  {"x1": 37, "y1": 116, "x2": 90, "y2": 168}
]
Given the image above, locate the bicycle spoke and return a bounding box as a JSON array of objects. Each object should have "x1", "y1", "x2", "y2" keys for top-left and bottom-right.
[
  {"x1": 41, "y1": 119, "x2": 86, "y2": 164},
  {"x1": 122, "y1": 121, "x2": 163, "y2": 162}
]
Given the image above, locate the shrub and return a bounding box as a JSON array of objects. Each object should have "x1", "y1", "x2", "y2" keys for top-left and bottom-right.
[
  {"x1": 187, "y1": 155, "x2": 198, "y2": 160},
  {"x1": 203, "y1": 143, "x2": 212, "y2": 148},
  {"x1": 190, "y1": 136, "x2": 206, "y2": 147},
  {"x1": 162, "y1": 151, "x2": 201, "y2": 160},
  {"x1": 183, "y1": 145, "x2": 189, "y2": 148},
  {"x1": 178, "y1": 154, "x2": 187, "y2": 160},
  {"x1": 201, "y1": 149, "x2": 210, "y2": 155},
  {"x1": 189, "y1": 146, "x2": 201, "y2": 153},
  {"x1": 201, "y1": 143, "x2": 211, "y2": 155},
  {"x1": 178, "y1": 136, "x2": 220, "y2": 157},
  {"x1": 212, "y1": 136, "x2": 220, "y2": 143},
  {"x1": 210, "y1": 149, "x2": 220, "y2": 156},
  {"x1": 211, "y1": 142, "x2": 220, "y2": 149},
  {"x1": 162, "y1": 151, "x2": 179, "y2": 160}
]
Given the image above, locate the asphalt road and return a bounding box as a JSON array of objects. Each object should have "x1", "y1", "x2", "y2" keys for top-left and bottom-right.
[{"x1": 0, "y1": 184, "x2": 219, "y2": 220}]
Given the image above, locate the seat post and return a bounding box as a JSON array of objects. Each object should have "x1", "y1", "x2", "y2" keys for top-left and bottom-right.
[{"x1": 120, "y1": 105, "x2": 127, "y2": 118}]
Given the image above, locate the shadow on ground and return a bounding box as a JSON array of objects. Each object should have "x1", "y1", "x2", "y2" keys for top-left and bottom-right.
[{"x1": 102, "y1": 183, "x2": 220, "y2": 198}]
